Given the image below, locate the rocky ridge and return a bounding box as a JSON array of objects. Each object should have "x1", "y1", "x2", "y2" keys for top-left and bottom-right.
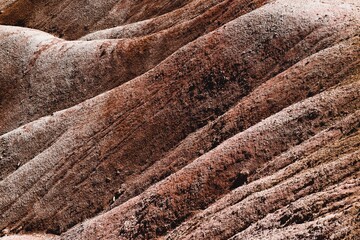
[{"x1": 0, "y1": 0, "x2": 359, "y2": 239}]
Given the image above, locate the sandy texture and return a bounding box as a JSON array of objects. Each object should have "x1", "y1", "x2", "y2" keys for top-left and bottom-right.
[{"x1": 0, "y1": 0, "x2": 359, "y2": 239}]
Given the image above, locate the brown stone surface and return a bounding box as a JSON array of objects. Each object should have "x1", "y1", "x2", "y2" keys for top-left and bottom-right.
[{"x1": 0, "y1": 0, "x2": 359, "y2": 239}]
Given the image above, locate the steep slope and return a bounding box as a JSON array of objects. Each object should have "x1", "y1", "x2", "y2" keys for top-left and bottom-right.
[
  {"x1": 0, "y1": 0, "x2": 359, "y2": 239},
  {"x1": 0, "y1": 0, "x2": 191, "y2": 39},
  {"x1": 0, "y1": 0, "x2": 268, "y2": 135}
]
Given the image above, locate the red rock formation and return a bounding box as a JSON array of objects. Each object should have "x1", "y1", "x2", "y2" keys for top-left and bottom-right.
[{"x1": 0, "y1": 0, "x2": 359, "y2": 239}]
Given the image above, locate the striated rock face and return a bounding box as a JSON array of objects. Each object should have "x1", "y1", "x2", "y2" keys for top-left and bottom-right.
[{"x1": 0, "y1": 0, "x2": 359, "y2": 239}]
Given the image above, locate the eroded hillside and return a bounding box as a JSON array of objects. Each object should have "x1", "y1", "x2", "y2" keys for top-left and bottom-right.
[{"x1": 0, "y1": 0, "x2": 359, "y2": 239}]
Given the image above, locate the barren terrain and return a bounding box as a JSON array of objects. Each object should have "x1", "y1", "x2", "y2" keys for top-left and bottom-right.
[{"x1": 0, "y1": 0, "x2": 359, "y2": 239}]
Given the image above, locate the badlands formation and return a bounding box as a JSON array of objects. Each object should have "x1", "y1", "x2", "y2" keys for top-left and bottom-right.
[{"x1": 0, "y1": 0, "x2": 359, "y2": 239}]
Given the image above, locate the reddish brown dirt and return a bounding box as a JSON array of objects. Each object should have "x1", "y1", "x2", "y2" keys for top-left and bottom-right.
[
  {"x1": 0, "y1": 0, "x2": 268, "y2": 135},
  {"x1": 0, "y1": 0, "x2": 359, "y2": 239}
]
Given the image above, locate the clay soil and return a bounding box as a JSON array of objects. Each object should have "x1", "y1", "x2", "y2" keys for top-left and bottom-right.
[{"x1": 0, "y1": 0, "x2": 359, "y2": 239}]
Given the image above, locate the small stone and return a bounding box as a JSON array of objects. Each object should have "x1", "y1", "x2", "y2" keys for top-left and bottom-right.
[{"x1": 2, "y1": 228, "x2": 10, "y2": 235}]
